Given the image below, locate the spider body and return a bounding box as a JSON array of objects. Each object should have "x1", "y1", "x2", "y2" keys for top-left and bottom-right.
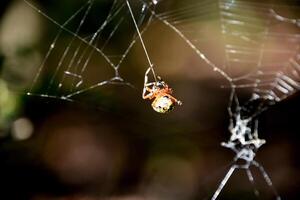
[
  {"x1": 151, "y1": 94, "x2": 175, "y2": 113},
  {"x1": 142, "y1": 68, "x2": 182, "y2": 113}
]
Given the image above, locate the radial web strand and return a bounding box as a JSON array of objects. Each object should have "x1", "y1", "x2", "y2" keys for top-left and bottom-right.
[
  {"x1": 23, "y1": 0, "x2": 300, "y2": 199},
  {"x1": 144, "y1": 0, "x2": 300, "y2": 199},
  {"x1": 24, "y1": 0, "x2": 157, "y2": 101}
]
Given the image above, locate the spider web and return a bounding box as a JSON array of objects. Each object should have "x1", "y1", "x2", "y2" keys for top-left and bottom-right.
[
  {"x1": 143, "y1": 0, "x2": 300, "y2": 199},
  {"x1": 24, "y1": 0, "x2": 157, "y2": 102},
  {"x1": 23, "y1": 0, "x2": 300, "y2": 199}
]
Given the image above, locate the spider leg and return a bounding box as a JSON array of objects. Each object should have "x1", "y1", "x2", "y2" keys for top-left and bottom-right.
[
  {"x1": 168, "y1": 95, "x2": 182, "y2": 105},
  {"x1": 143, "y1": 91, "x2": 155, "y2": 100},
  {"x1": 145, "y1": 82, "x2": 156, "y2": 87},
  {"x1": 144, "y1": 67, "x2": 152, "y2": 85},
  {"x1": 142, "y1": 85, "x2": 157, "y2": 99},
  {"x1": 143, "y1": 87, "x2": 151, "y2": 99},
  {"x1": 211, "y1": 164, "x2": 237, "y2": 200},
  {"x1": 143, "y1": 67, "x2": 158, "y2": 99},
  {"x1": 252, "y1": 161, "x2": 281, "y2": 200}
]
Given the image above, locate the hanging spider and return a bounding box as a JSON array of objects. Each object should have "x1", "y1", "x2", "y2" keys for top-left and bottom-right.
[{"x1": 142, "y1": 67, "x2": 182, "y2": 113}]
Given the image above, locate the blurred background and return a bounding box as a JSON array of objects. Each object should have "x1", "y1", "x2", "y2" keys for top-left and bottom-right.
[{"x1": 0, "y1": 0, "x2": 299, "y2": 200}]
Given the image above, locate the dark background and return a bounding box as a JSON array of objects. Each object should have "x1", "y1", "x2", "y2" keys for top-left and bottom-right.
[{"x1": 0, "y1": 0, "x2": 299, "y2": 200}]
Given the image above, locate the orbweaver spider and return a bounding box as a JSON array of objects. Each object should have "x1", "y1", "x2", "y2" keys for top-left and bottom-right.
[{"x1": 142, "y1": 67, "x2": 182, "y2": 113}]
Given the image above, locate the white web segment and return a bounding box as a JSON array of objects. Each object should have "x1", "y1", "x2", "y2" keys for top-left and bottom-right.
[
  {"x1": 270, "y1": 9, "x2": 300, "y2": 28},
  {"x1": 221, "y1": 1, "x2": 300, "y2": 104},
  {"x1": 126, "y1": 0, "x2": 158, "y2": 83},
  {"x1": 211, "y1": 89, "x2": 281, "y2": 200},
  {"x1": 24, "y1": 0, "x2": 157, "y2": 101},
  {"x1": 143, "y1": 0, "x2": 299, "y2": 199},
  {"x1": 23, "y1": 0, "x2": 299, "y2": 199},
  {"x1": 147, "y1": 0, "x2": 233, "y2": 82},
  {"x1": 147, "y1": 0, "x2": 300, "y2": 105}
]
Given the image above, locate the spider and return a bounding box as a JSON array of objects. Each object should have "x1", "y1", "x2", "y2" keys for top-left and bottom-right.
[{"x1": 142, "y1": 67, "x2": 182, "y2": 113}]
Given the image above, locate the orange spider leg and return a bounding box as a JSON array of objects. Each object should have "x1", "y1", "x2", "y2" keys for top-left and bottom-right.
[
  {"x1": 167, "y1": 94, "x2": 183, "y2": 105},
  {"x1": 143, "y1": 86, "x2": 157, "y2": 100}
]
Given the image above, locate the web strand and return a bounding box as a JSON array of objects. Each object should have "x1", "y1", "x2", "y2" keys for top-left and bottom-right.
[
  {"x1": 144, "y1": 1, "x2": 299, "y2": 199},
  {"x1": 25, "y1": 0, "x2": 154, "y2": 100},
  {"x1": 126, "y1": 0, "x2": 158, "y2": 82},
  {"x1": 23, "y1": 1, "x2": 299, "y2": 199}
]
